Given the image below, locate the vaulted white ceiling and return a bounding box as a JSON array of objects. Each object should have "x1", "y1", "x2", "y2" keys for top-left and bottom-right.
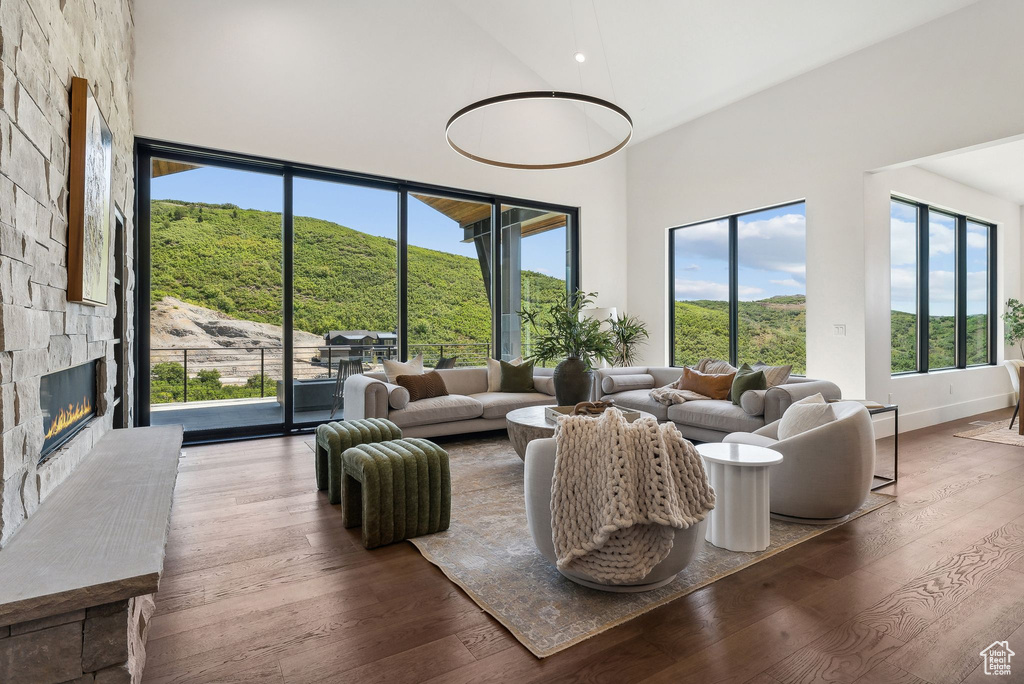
[
  {"x1": 134, "y1": 0, "x2": 982, "y2": 178},
  {"x1": 918, "y1": 138, "x2": 1024, "y2": 205},
  {"x1": 453, "y1": 0, "x2": 980, "y2": 142}
]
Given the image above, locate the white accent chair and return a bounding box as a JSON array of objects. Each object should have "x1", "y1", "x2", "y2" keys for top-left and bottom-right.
[
  {"x1": 1004, "y1": 360, "x2": 1024, "y2": 429},
  {"x1": 523, "y1": 437, "x2": 707, "y2": 592},
  {"x1": 723, "y1": 401, "x2": 875, "y2": 524}
]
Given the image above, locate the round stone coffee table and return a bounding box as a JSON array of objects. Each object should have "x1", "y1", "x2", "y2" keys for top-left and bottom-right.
[
  {"x1": 505, "y1": 405, "x2": 656, "y2": 460},
  {"x1": 696, "y1": 442, "x2": 783, "y2": 552}
]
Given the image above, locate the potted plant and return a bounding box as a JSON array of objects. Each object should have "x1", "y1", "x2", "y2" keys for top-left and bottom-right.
[
  {"x1": 1005, "y1": 298, "x2": 1024, "y2": 358},
  {"x1": 608, "y1": 313, "x2": 650, "y2": 367},
  {"x1": 521, "y1": 290, "x2": 615, "y2": 406}
]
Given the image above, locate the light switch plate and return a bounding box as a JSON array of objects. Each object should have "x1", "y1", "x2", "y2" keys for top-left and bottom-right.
[{"x1": 833, "y1": 324, "x2": 846, "y2": 337}]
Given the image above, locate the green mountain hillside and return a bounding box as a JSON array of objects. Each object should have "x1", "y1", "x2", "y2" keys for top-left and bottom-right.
[
  {"x1": 673, "y1": 296, "x2": 807, "y2": 374},
  {"x1": 150, "y1": 200, "x2": 566, "y2": 355},
  {"x1": 891, "y1": 309, "x2": 988, "y2": 372}
]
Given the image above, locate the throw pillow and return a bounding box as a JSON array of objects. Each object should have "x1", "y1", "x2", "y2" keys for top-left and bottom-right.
[
  {"x1": 677, "y1": 366, "x2": 735, "y2": 401},
  {"x1": 777, "y1": 393, "x2": 836, "y2": 440},
  {"x1": 434, "y1": 355, "x2": 457, "y2": 370},
  {"x1": 694, "y1": 358, "x2": 738, "y2": 375},
  {"x1": 752, "y1": 362, "x2": 792, "y2": 387},
  {"x1": 500, "y1": 360, "x2": 535, "y2": 393},
  {"x1": 487, "y1": 356, "x2": 521, "y2": 392},
  {"x1": 731, "y1": 363, "x2": 767, "y2": 406},
  {"x1": 396, "y1": 370, "x2": 449, "y2": 403},
  {"x1": 383, "y1": 354, "x2": 423, "y2": 384}
]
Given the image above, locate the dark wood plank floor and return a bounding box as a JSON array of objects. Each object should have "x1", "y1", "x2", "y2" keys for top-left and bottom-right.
[{"x1": 143, "y1": 408, "x2": 1024, "y2": 684}]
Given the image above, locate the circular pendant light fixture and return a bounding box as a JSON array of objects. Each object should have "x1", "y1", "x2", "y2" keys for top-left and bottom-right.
[
  {"x1": 445, "y1": 91, "x2": 632, "y2": 170},
  {"x1": 446, "y1": 0, "x2": 630, "y2": 170}
]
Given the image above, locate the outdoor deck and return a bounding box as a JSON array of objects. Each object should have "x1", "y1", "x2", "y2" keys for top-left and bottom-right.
[{"x1": 150, "y1": 397, "x2": 336, "y2": 432}]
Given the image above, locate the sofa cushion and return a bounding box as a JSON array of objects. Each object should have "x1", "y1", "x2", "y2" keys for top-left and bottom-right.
[
  {"x1": 600, "y1": 389, "x2": 669, "y2": 421},
  {"x1": 668, "y1": 400, "x2": 765, "y2": 434},
  {"x1": 383, "y1": 354, "x2": 423, "y2": 383},
  {"x1": 778, "y1": 393, "x2": 836, "y2": 440},
  {"x1": 677, "y1": 367, "x2": 735, "y2": 401},
  {"x1": 473, "y1": 392, "x2": 554, "y2": 420},
  {"x1": 388, "y1": 394, "x2": 483, "y2": 428},
  {"x1": 601, "y1": 373, "x2": 655, "y2": 394},
  {"x1": 396, "y1": 370, "x2": 448, "y2": 403},
  {"x1": 435, "y1": 367, "x2": 489, "y2": 395},
  {"x1": 752, "y1": 361, "x2": 792, "y2": 387},
  {"x1": 487, "y1": 356, "x2": 521, "y2": 392},
  {"x1": 731, "y1": 364, "x2": 766, "y2": 406},
  {"x1": 500, "y1": 360, "x2": 536, "y2": 393},
  {"x1": 739, "y1": 389, "x2": 767, "y2": 416},
  {"x1": 534, "y1": 375, "x2": 555, "y2": 396}
]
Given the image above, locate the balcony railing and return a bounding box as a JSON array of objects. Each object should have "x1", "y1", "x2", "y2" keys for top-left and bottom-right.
[{"x1": 149, "y1": 342, "x2": 492, "y2": 405}]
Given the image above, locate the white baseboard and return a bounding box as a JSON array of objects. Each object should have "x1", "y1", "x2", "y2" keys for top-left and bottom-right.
[{"x1": 871, "y1": 392, "x2": 1014, "y2": 438}]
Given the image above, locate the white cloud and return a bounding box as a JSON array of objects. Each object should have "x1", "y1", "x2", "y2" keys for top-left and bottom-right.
[
  {"x1": 683, "y1": 264, "x2": 700, "y2": 271},
  {"x1": 675, "y1": 279, "x2": 763, "y2": 301},
  {"x1": 770, "y1": 278, "x2": 802, "y2": 288},
  {"x1": 674, "y1": 213, "x2": 806, "y2": 284}
]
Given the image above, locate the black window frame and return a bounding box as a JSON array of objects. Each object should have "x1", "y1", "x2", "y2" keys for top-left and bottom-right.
[
  {"x1": 134, "y1": 138, "x2": 581, "y2": 443},
  {"x1": 890, "y1": 195, "x2": 997, "y2": 375},
  {"x1": 668, "y1": 200, "x2": 806, "y2": 370}
]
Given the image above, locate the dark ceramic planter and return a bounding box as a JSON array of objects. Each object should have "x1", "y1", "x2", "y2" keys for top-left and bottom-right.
[{"x1": 553, "y1": 356, "x2": 593, "y2": 406}]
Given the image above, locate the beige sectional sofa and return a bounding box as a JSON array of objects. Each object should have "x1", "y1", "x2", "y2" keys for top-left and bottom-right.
[
  {"x1": 595, "y1": 366, "x2": 841, "y2": 442},
  {"x1": 343, "y1": 366, "x2": 557, "y2": 438}
]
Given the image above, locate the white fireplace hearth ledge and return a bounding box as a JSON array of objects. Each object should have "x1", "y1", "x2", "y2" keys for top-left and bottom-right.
[{"x1": 0, "y1": 425, "x2": 183, "y2": 683}]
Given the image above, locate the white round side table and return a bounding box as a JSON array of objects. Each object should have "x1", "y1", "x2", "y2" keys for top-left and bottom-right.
[{"x1": 696, "y1": 442, "x2": 783, "y2": 553}]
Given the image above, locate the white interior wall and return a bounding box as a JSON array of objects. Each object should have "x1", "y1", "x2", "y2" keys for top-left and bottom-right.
[
  {"x1": 626, "y1": 0, "x2": 1024, "y2": 418},
  {"x1": 864, "y1": 166, "x2": 1021, "y2": 435},
  {"x1": 131, "y1": 1, "x2": 627, "y2": 310}
]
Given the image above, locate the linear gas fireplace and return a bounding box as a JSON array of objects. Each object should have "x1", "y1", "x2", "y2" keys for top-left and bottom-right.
[{"x1": 39, "y1": 360, "x2": 99, "y2": 463}]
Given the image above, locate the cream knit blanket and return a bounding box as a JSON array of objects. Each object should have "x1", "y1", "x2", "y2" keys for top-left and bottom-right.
[{"x1": 551, "y1": 409, "x2": 716, "y2": 583}]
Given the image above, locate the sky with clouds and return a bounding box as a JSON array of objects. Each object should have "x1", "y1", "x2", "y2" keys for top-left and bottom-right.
[
  {"x1": 152, "y1": 165, "x2": 568, "y2": 282},
  {"x1": 672, "y1": 203, "x2": 807, "y2": 303},
  {"x1": 890, "y1": 199, "x2": 990, "y2": 318}
]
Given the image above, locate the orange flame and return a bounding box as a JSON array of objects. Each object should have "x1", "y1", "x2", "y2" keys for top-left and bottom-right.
[{"x1": 44, "y1": 398, "x2": 93, "y2": 440}]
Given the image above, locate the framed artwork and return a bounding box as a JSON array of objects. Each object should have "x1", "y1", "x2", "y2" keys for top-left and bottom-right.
[{"x1": 68, "y1": 76, "x2": 113, "y2": 305}]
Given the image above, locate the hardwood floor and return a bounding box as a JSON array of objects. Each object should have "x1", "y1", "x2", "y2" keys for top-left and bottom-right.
[{"x1": 143, "y1": 409, "x2": 1024, "y2": 684}]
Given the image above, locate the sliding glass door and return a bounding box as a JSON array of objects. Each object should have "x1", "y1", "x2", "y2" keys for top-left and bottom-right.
[
  {"x1": 137, "y1": 141, "x2": 579, "y2": 441},
  {"x1": 500, "y1": 204, "x2": 572, "y2": 362},
  {"x1": 291, "y1": 178, "x2": 399, "y2": 426},
  {"x1": 147, "y1": 159, "x2": 284, "y2": 434},
  {"x1": 408, "y1": 194, "x2": 493, "y2": 367}
]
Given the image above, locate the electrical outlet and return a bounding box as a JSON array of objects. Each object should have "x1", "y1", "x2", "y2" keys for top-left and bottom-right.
[
  {"x1": 833, "y1": 324, "x2": 846, "y2": 337},
  {"x1": 887, "y1": 392, "x2": 893, "y2": 404},
  {"x1": 949, "y1": 383, "x2": 954, "y2": 394}
]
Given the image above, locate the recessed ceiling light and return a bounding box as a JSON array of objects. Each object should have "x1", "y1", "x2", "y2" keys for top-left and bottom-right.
[{"x1": 574, "y1": 52, "x2": 586, "y2": 63}]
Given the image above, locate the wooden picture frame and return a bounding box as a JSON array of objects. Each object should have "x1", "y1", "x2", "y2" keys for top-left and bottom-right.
[{"x1": 68, "y1": 76, "x2": 113, "y2": 306}]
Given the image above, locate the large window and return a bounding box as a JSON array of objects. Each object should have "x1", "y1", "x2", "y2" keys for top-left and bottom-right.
[
  {"x1": 137, "y1": 141, "x2": 579, "y2": 440},
  {"x1": 669, "y1": 202, "x2": 806, "y2": 373},
  {"x1": 889, "y1": 197, "x2": 996, "y2": 374}
]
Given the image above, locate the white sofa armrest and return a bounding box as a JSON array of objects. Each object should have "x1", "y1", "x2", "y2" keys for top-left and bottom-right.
[
  {"x1": 342, "y1": 374, "x2": 391, "y2": 420},
  {"x1": 764, "y1": 380, "x2": 841, "y2": 423}
]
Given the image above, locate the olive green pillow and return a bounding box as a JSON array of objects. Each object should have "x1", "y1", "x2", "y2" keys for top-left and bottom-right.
[
  {"x1": 500, "y1": 359, "x2": 535, "y2": 393},
  {"x1": 731, "y1": 363, "x2": 767, "y2": 405}
]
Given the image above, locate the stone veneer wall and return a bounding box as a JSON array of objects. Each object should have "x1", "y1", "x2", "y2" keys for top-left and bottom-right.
[
  {"x1": 0, "y1": 594, "x2": 153, "y2": 683},
  {"x1": 0, "y1": 0, "x2": 135, "y2": 545}
]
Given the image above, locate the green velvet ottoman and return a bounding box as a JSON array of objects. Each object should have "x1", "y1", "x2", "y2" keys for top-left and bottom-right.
[
  {"x1": 341, "y1": 438, "x2": 451, "y2": 549},
  {"x1": 315, "y1": 419, "x2": 402, "y2": 505}
]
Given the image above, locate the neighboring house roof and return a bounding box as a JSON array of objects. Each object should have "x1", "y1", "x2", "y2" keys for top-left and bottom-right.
[{"x1": 324, "y1": 330, "x2": 397, "y2": 344}]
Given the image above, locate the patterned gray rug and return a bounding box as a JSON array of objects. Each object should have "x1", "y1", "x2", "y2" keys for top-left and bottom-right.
[{"x1": 408, "y1": 435, "x2": 895, "y2": 658}]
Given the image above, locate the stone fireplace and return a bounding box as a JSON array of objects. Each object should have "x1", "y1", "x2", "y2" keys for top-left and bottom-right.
[{"x1": 39, "y1": 361, "x2": 99, "y2": 463}]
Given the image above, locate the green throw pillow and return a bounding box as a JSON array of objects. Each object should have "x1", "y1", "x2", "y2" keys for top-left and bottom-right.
[
  {"x1": 500, "y1": 359, "x2": 535, "y2": 393},
  {"x1": 731, "y1": 363, "x2": 767, "y2": 405}
]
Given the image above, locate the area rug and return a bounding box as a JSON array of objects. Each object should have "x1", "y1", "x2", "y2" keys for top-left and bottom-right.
[
  {"x1": 954, "y1": 421, "x2": 1024, "y2": 446},
  {"x1": 401, "y1": 435, "x2": 894, "y2": 658}
]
